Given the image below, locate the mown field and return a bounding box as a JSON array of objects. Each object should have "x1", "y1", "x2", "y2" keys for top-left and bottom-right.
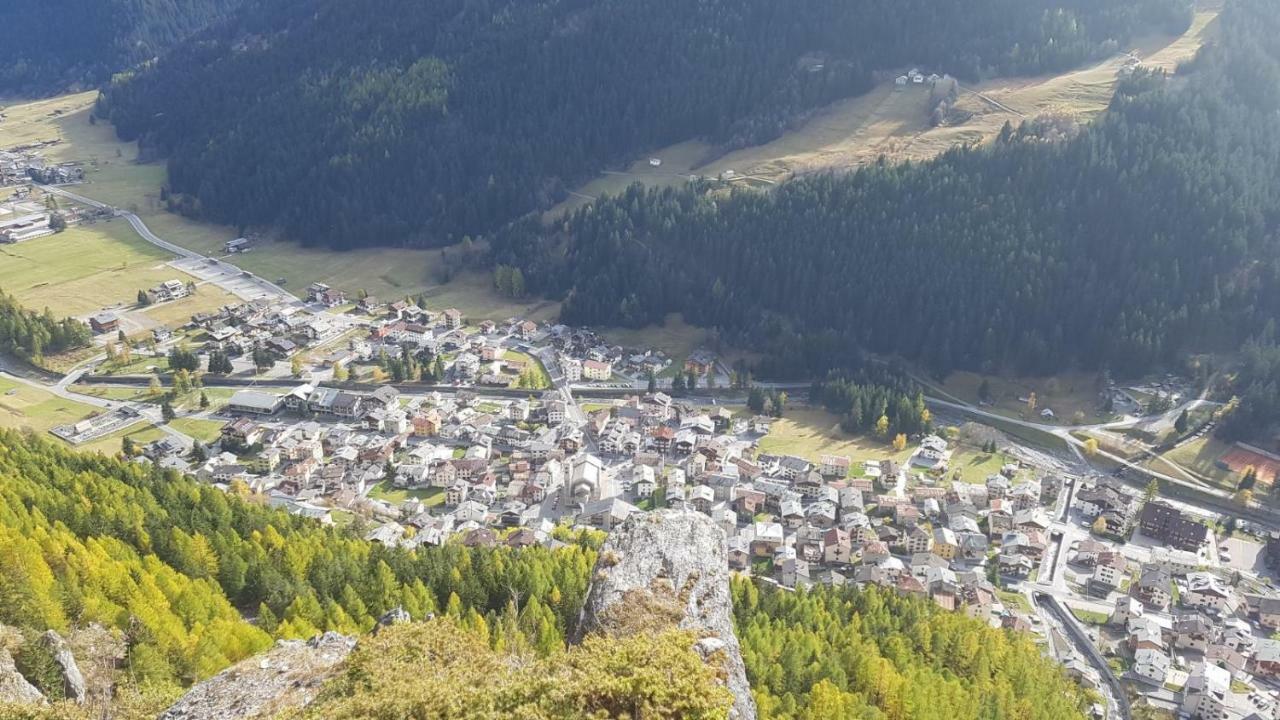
[
  {"x1": 757, "y1": 407, "x2": 915, "y2": 471},
  {"x1": 0, "y1": 218, "x2": 173, "y2": 315},
  {"x1": 0, "y1": 376, "x2": 101, "y2": 433}
]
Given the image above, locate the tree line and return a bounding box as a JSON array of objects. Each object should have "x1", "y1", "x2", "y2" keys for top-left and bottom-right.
[
  {"x1": 734, "y1": 579, "x2": 1091, "y2": 720},
  {"x1": 97, "y1": 0, "x2": 1189, "y2": 249},
  {"x1": 0, "y1": 290, "x2": 92, "y2": 361},
  {"x1": 0, "y1": 0, "x2": 243, "y2": 93},
  {"x1": 811, "y1": 368, "x2": 932, "y2": 437},
  {"x1": 492, "y1": 0, "x2": 1280, "y2": 380},
  {"x1": 0, "y1": 429, "x2": 596, "y2": 694}
]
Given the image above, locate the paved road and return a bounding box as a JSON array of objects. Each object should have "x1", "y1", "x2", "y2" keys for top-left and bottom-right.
[
  {"x1": 40, "y1": 183, "x2": 303, "y2": 307},
  {"x1": 1035, "y1": 591, "x2": 1130, "y2": 720}
]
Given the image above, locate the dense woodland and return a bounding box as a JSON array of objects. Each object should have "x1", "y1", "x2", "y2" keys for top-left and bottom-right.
[
  {"x1": 0, "y1": 290, "x2": 91, "y2": 361},
  {"x1": 98, "y1": 0, "x2": 1189, "y2": 249},
  {"x1": 0, "y1": 430, "x2": 594, "y2": 695},
  {"x1": 811, "y1": 369, "x2": 932, "y2": 437},
  {"x1": 734, "y1": 580, "x2": 1091, "y2": 720},
  {"x1": 0, "y1": 430, "x2": 1085, "y2": 719},
  {"x1": 494, "y1": 0, "x2": 1280, "y2": 381},
  {"x1": 0, "y1": 0, "x2": 243, "y2": 93}
]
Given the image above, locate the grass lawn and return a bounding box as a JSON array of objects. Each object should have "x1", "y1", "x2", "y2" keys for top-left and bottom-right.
[
  {"x1": 100, "y1": 353, "x2": 169, "y2": 376},
  {"x1": 503, "y1": 349, "x2": 551, "y2": 389},
  {"x1": 949, "y1": 447, "x2": 1018, "y2": 484},
  {"x1": 69, "y1": 384, "x2": 154, "y2": 403},
  {"x1": 0, "y1": 219, "x2": 183, "y2": 317},
  {"x1": 996, "y1": 590, "x2": 1032, "y2": 613},
  {"x1": 0, "y1": 376, "x2": 103, "y2": 433},
  {"x1": 1146, "y1": 435, "x2": 1238, "y2": 490},
  {"x1": 167, "y1": 417, "x2": 224, "y2": 443},
  {"x1": 938, "y1": 370, "x2": 1108, "y2": 426},
  {"x1": 77, "y1": 425, "x2": 167, "y2": 457},
  {"x1": 758, "y1": 407, "x2": 914, "y2": 467},
  {"x1": 138, "y1": 285, "x2": 240, "y2": 328},
  {"x1": 1069, "y1": 607, "x2": 1110, "y2": 625},
  {"x1": 367, "y1": 481, "x2": 445, "y2": 507}
]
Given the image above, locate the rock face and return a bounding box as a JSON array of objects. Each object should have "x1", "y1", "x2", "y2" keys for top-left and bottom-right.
[
  {"x1": 575, "y1": 509, "x2": 757, "y2": 720},
  {"x1": 160, "y1": 632, "x2": 355, "y2": 720},
  {"x1": 38, "y1": 631, "x2": 85, "y2": 704},
  {"x1": 0, "y1": 648, "x2": 44, "y2": 706}
]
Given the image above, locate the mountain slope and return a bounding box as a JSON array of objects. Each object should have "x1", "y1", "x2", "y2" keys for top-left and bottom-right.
[
  {"x1": 0, "y1": 0, "x2": 244, "y2": 93},
  {"x1": 98, "y1": 0, "x2": 1191, "y2": 249},
  {"x1": 492, "y1": 0, "x2": 1280, "y2": 379}
]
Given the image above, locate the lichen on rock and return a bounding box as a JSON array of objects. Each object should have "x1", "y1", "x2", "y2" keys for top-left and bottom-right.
[{"x1": 574, "y1": 509, "x2": 757, "y2": 720}]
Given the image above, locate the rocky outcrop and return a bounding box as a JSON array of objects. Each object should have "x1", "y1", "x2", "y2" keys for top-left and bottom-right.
[
  {"x1": 38, "y1": 631, "x2": 85, "y2": 704},
  {"x1": 0, "y1": 648, "x2": 44, "y2": 706},
  {"x1": 575, "y1": 509, "x2": 757, "y2": 720},
  {"x1": 375, "y1": 606, "x2": 410, "y2": 632},
  {"x1": 159, "y1": 632, "x2": 355, "y2": 720}
]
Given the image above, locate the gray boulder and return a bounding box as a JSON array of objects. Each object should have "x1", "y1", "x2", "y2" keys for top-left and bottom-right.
[
  {"x1": 160, "y1": 632, "x2": 355, "y2": 720},
  {"x1": 375, "y1": 606, "x2": 411, "y2": 631},
  {"x1": 574, "y1": 509, "x2": 757, "y2": 720},
  {"x1": 0, "y1": 648, "x2": 44, "y2": 706},
  {"x1": 38, "y1": 631, "x2": 85, "y2": 704}
]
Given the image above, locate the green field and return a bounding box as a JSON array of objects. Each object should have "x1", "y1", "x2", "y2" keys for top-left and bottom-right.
[
  {"x1": 996, "y1": 590, "x2": 1032, "y2": 613},
  {"x1": 757, "y1": 407, "x2": 914, "y2": 467},
  {"x1": 1069, "y1": 607, "x2": 1110, "y2": 625},
  {"x1": 1146, "y1": 435, "x2": 1238, "y2": 490},
  {"x1": 77, "y1": 425, "x2": 167, "y2": 457},
  {"x1": 0, "y1": 219, "x2": 175, "y2": 316},
  {"x1": 367, "y1": 481, "x2": 445, "y2": 507},
  {"x1": 69, "y1": 384, "x2": 154, "y2": 403},
  {"x1": 0, "y1": 376, "x2": 102, "y2": 433},
  {"x1": 949, "y1": 447, "x2": 1020, "y2": 484},
  {"x1": 503, "y1": 350, "x2": 551, "y2": 389},
  {"x1": 938, "y1": 370, "x2": 1109, "y2": 426},
  {"x1": 168, "y1": 417, "x2": 224, "y2": 443}
]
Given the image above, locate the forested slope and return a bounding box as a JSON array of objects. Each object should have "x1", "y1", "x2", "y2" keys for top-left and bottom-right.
[
  {"x1": 0, "y1": 0, "x2": 243, "y2": 93},
  {"x1": 493, "y1": 0, "x2": 1280, "y2": 379},
  {"x1": 97, "y1": 0, "x2": 1190, "y2": 249},
  {"x1": 0, "y1": 430, "x2": 1086, "y2": 719}
]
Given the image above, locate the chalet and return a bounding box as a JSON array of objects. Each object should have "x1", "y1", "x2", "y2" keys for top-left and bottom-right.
[
  {"x1": 221, "y1": 418, "x2": 264, "y2": 447},
  {"x1": 1173, "y1": 615, "x2": 1215, "y2": 652},
  {"x1": 1134, "y1": 567, "x2": 1172, "y2": 610},
  {"x1": 1254, "y1": 639, "x2": 1280, "y2": 678},
  {"x1": 1132, "y1": 648, "x2": 1170, "y2": 685},
  {"x1": 443, "y1": 308, "x2": 463, "y2": 329},
  {"x1": 89, "y1": 312, "x2": 119, "y2": 334},
  {"x1": 307, "y1": 283, "x2": 346, "y2": 307},
  {"x1": 819, "y1": 454, "x2": 851, "y2": 478},
  {"x1": 905, "y1": 525, "x2": 933, "y2": 554},
  {"x1": 1185, "y1": 572, "x2": 1234, "y2": 612},
  {"x1": 998, "y1": 552, "x2": 1033, "y2": 577},
  {"x1": 684, "y1": 349, "x2": 717, "y2": 375},
  {"x1": 751, "y1": 522, "x2": 784, "y2": 557}
]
